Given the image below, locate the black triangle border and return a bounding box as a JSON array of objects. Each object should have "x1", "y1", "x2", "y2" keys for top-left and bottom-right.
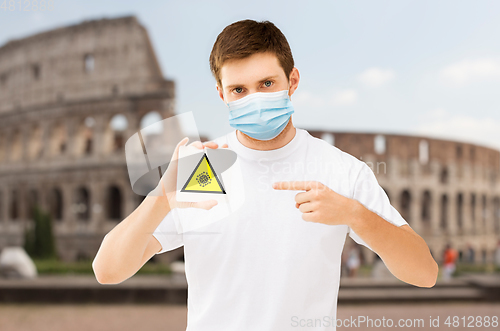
[{"x1": 180, "y1": 152, "x2": 226, "y2": 194}]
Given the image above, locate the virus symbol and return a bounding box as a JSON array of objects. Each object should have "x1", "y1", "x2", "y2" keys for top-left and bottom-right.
[{"x1": 196, "y1": 171, "x2": 211, "y2": 187}]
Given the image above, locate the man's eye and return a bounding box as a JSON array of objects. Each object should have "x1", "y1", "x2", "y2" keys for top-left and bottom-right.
[
  {"x1": 264, "y1": 81, "x2": 272, "y2": 87},
  {"x1": 235, "y1": 87, "x2": 243, "y2": 93}
]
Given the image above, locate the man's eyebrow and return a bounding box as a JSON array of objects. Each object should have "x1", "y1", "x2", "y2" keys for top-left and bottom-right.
[{"x1": 225, "y1": 75, "x2": 280, "y2": 90}]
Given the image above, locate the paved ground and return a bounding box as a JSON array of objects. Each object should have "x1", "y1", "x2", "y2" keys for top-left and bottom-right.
[
  {"x1": 1, "y1": 302, "x2": 499, "y2": 331},
  {"x1": 2, "y1": 273, "x2": 499, "y2": 304}
]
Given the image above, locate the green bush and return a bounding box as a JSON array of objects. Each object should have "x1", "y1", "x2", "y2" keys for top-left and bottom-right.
[
  {"x1": 454, "y1": 262, "x2": 500, "y2": 276},
  {"x1": 33, "y1": 258, "x2": 171, "y2": 275},
  {"x1": 24, "y1": 206, "x2": 57, "y2": 260}
]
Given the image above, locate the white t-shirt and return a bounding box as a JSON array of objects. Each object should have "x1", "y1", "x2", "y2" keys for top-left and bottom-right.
[{"x1": 153, "y1": 127, "x2": 408, "y2": 331}]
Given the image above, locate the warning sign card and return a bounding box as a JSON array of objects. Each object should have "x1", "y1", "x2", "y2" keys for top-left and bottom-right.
[
  {"x1": 176, "y1": 145, "x2": 233, "y2": 203},
  {"x1": 181, "y1": 153, "x2": 226, "y2": 194},
  {"x1": 173, "y1": 143, "x2": 245, "y2": 233}
]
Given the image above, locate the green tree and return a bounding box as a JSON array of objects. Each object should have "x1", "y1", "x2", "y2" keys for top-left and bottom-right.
[
  {"x1": 24, "y1": 206, "x2": 57, "y2": 260},
  {"x1": 23, "y1": 220, "x2": 36, "y2": 257}
]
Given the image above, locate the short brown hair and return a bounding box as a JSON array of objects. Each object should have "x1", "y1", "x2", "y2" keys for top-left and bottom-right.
[{"x1": 209, "y1": 19, "x2": 294, "y2": 88}]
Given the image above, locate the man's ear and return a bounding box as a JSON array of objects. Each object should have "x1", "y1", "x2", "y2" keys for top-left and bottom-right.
[
  {"x1": 216, "y1": 84, "x2": 225, "y2": 103},
  {"x1": 288, "y1": 67, "x2": 300, "y2": 98}
]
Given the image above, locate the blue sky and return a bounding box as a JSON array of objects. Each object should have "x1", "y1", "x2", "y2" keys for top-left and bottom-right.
[{"x1": 2, "y1": 0, "x2": 500, "y2": 150}]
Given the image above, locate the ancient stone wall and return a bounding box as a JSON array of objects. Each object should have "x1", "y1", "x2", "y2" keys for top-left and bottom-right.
[
  {"x1": 0, "y1": 16, "x2": 182, "y2": 263},
  {"x1": 310, "y1": 130, "x2": 500, "y2": 265}
]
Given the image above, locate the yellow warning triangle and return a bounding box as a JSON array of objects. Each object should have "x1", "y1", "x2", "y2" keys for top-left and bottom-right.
[{"x1": 181, "y1": 153, "x2": 226, "y2": 194}]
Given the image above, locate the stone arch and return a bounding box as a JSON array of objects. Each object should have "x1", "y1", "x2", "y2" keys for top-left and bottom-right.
[
  {"x1": 50, "y1": 121, "x2": 67, "y2": 156},
  {"x1": 493, "y1": 196, "x2": 500, "y2": 234},
  {"x1": 139, "y1": 111, "x2": 164, "y2": 150},
  {"x1": 28, "y1": 124, "x2": 43, "y2": 160},
  {"x1": 440, "y1": 194, "x2": 448, "y2": 232},
  {"x1": 440, "y1": 166, "x2": 449, "y2": 184},
  {"x1": 49, "y1": 188, "x2": 63, "y2": 221},
  {"x1": 10, "y1": 129, "x2": 22, "y2": 162},
  {"x1": 456, "y1": 144, "x2": 463, "y2": 159},
  {"x1": 421, "y1": 190, "x2": 432, "y2": 233},
  {"x1": 105, "y1": 113, "x2": 128, "y2": 153},
  {"x1": 32, "y1": 63, "x2": 41, "y2": 80},
  {"x1": 421, "y1": 190, "x2": 432, "y2": 221},
  {"x1": 400, "y1": 190, "x2": 411, "y2": 224},
  {"x1": 481, "y1": 194, "x2": 487, "y2": 232},
  {"x1": 75, "y1": 117, "x2": 95, "y2": 156},
  {"x1": 106, "y1": 185, "x2": 122, "y2": 220},
  {"x1": 84, "y1": 53, "x2": 94, "y2": 73},
  {"x1": 27, "y1": 189, "x2": 38, "y2": 220},
  {"x1": 10, "y1": 189, "x2": 19, "y2": 220},
  {"x1": 457, "y1": 192, "x2": 464, "y2": 232},
  {"x1": 470, "y1": 193, "x2": 477, "y2": 234},
  {"x1": 74, "y1": 187, "x2": 90, "y2": 221},
  {"x1": 140, "y1": 111, "x2": 163, "y2": 132}
]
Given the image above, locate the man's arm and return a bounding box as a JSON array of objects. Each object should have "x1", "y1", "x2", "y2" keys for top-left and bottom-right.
[
  {"x1": 348, "y1": 203, "x2": 438, "y2": 288},
  {"x1": 92, "y1": 139, "x2": 225, "y2": 285},
  {"x1": 272, "y1": 179, "x2": 438, "y2": 288},
  {"x1": 92, "y1": 196, "x2": 170, "y2": 284}
]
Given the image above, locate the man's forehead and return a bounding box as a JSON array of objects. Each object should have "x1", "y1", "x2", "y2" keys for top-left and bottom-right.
[{"x1": 220, "y1": 53, "x2": 284, "y2": 88}]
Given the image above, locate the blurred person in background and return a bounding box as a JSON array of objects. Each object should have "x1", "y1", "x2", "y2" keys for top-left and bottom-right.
[{"x1": 442, "y1": 243, "x2": 458, "y2": 282}]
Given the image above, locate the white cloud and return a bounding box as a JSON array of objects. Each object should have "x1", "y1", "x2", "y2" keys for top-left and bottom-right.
[
  {"x1": 292, "y1": 90, "x2": 326, "y2": 109},
  {"x1": 439, "y1": 58, "x2": 500, "y2": 85},
  {"x1": 292, "y1": 89, "x2": 358, "y2": 110},
  {"x1": 330, "y1": 89, "x2": 358, "y2": 106},
  {"x1": 358, "y1": 67, "x2": 396, "y2": 87},
  {"x1": 413, "y1": 108, "x2": 500, "y2": 151}
]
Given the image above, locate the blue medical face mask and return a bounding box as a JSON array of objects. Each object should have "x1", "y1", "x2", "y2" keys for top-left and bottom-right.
[{"x1": 224, "y1": 89, "x2": 295, "y2": 141}]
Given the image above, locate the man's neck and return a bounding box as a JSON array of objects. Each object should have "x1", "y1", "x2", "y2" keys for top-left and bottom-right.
[{"x1": 235, "y1": 118, "x2": 296, "y2": 151}]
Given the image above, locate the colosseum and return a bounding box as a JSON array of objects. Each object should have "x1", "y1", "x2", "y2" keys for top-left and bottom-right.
[
  {"x1": 0, "y1": 15, "x2": 499, "y2": 268},
  {"x1": 308, "y1": 130, "x2": 500, "y2": 265},
  {"x1": 0, "y1": 15, "x2": 185, "y2": 263}
]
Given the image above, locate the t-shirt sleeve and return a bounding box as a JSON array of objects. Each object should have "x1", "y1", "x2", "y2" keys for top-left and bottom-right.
[
  {"x1": 152, "y1": 208, "x2": 184, "y2": 254},
  {"x1": 347, "y1": 162, "x2": 408, "y2": 252}
]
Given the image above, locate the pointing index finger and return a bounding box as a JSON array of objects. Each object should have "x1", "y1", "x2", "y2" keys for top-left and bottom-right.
[{"x1": 272, "y1": 181, "x2": 317, "y2": 191}]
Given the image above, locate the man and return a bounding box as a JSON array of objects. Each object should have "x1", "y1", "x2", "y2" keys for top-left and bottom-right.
[
  {"x1": 442, "y1": 243, "x2": 458, "y2": 282},
  {"x1": 93, "y1": 19, "x2": 438, "y2": 330}
]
